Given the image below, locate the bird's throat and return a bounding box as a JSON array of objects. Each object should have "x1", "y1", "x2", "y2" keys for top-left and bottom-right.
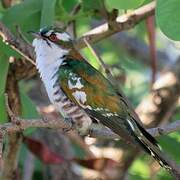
[{"x1": 33, "y1": 38, "x2": 68, "y2": 104}]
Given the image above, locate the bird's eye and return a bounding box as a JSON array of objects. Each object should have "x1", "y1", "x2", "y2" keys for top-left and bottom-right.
[{"x1": 49, "y1": 33, "x2": 58, "y2": 42}]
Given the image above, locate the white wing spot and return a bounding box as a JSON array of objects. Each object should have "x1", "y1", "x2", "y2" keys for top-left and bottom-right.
[
  {"x1": 107, "y1": 113, "x2": 114, "y2": 117},
  {"x1": 102, "y1": 113, "x2": 108, "y2": 117},
  {"x1": 68, "y1": 77, "x2": 84, "y2": 89},
  {"x1": 101, "y1": 112, "x2": 116, "y2": 117},
  {"x1": 114, "y1": 113, "x2": 119, "y2": 116},
  {"x1": 44, "y1": 30, "x2": 53, "y2": 36},
  {"x1": 86, "y1": 105, "x2": 92, "y2": 110},
  {"x1": 127, "y1": 119, "x2": 135, "y2": 131},
  {"x1": 157, "y1": 144, "x2": 162, "y2": 150},
  {"x1": 137, "y1": 136, "x2": 142, "y2": 140},
  {"x1": 72, "y1": 91, "x2": 87, "y2": 105},
  {"x1": 147, "y1": 147, "x2": 155, "y2": 157},
  {"x1": 56, "y1": 32, "x2": 72, "y2": 41}
]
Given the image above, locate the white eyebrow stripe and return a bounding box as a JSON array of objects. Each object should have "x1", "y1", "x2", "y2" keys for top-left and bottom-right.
[
  {"x1": 45, "y1": 30, "x2": 54, "y2": 36},
  {"x1": 56, "y1": 32, "x2": 71, "y2": 41}
]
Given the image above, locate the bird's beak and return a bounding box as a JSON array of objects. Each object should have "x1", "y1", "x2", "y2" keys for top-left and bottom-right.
[{"x1": 28, "y1": 31, "x2": 42, "y2": 39}]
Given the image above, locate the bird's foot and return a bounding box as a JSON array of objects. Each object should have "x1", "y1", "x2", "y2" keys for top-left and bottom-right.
[
  {"x1": 42, "y1": 116, "x2": 49, "y2": 122},
  {"x1": 62, "y1": 117, "x2": 75, "y2": 133}
]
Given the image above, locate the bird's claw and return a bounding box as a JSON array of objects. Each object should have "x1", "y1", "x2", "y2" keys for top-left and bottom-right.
[
  {"x1": 62, "y1": 117, "x2": 75, "y2": 133},
  {"x1": 42, "y1": 116, "x2": 48, "y2": 122}
]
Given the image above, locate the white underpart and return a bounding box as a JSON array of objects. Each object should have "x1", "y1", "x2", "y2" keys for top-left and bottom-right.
[
  {"x1": 56, "y1": 32, "x2": 71, "y2": 41},
  {"x1": 32, "y1": 38, "x2": 69, "y2": 66},
  {"x1": 33, "y1": 38, "x2": 68, "y2": 117},
  {"x1": 33, "y1": 38, "x2": 68, "y2": 105},
  {"x1": 33, "y1": 38, "x2": 92, "y2": 134}
]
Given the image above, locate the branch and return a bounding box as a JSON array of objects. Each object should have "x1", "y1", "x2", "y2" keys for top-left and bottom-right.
[
  {"x1": 0, "y1": 113, "x2": 179, "y2": 177},
  {"x1": 0, "y1": 118, "x2": 71, "y2": 135},
  {"x1": 89, "y1": 120, "x2": 180, "y2": 139},
  {"x1": 0, "y1": 93, "x2": 179, "y2": 159},
  {"x1": 1, "y1": 62, "x2": 22, "y2": 179},
  {"x1": 0, "y1": 1, "x2": 155, "y2": 67},
  {"x1": 75, "y1": 1, "x2": 155, "y2": 49},
  {"x1": 0, "y1": 115, "x2": 179, "y2": 154},
  {"x1": 0, "y1": 118, "x2": 179, "y2": 139},
  {"x1": 83, "y1": 37, "x2": 114, "y2": 82},
  {"x1": 0, "y1": 112, "x2": 179, "y2": 172},
  {"x1": 0, "y1": 22, "x2": 35, "y2": 65}
]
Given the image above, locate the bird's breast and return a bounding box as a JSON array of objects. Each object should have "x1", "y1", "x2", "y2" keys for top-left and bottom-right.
[{"x1": 36, "y1": 56, "x2": 92, "y2": 134}]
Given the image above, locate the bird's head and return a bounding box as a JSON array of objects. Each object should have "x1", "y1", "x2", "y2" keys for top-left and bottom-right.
[
  {"x1": 31, "y1": 26, "x2": 73, "y2": 49},
  {"x1": 31, "y1": 26, "x2": 83, "y2": 65},
  {"x1": 31, "y1": 27, "x2": 83, "y2": 66}
]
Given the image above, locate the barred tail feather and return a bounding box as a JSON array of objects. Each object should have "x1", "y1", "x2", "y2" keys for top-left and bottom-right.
[
  {"x1": 86, "y1": 109, "x2": 176, "y2": 174},
  {"x1": 127, "y1": 118, "x2": 172, "y2": 171}
]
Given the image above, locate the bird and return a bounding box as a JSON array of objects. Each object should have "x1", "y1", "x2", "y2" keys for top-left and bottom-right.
[{"x1": 31, "y1": 26, "x2": 174, "y2": 172}]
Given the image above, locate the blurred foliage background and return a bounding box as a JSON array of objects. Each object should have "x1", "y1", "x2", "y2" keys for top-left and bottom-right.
[{"x1": 0, "y1": 0, "x2": 179, "y2": 179}]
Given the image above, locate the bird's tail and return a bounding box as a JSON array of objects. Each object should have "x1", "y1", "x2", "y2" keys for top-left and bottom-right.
[
  {"x1": 91, "y1": 110, "x2": 178, "y2": 176},
  {"x1": 126, "y1": 117, "x2": 172, "y2": 171},
  {"x1": 129, "y1": 119, "x2": 180, "y2": 178}
]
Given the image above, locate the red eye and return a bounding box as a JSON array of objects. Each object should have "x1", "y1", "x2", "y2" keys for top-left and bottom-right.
[{"x1": 49, "y1": 34, "x2": 58, "y2": 42}]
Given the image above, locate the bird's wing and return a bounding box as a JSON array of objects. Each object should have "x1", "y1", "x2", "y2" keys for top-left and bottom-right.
[
  {"x1": 58, "y1": 58, "x2": 135, "y2": 141},
  {"x1": 58, "y1": 58, "x2": 151, "y2": 144},
  {"x1": 58, "y1": 58, "x2": 172, "y2": 170}
]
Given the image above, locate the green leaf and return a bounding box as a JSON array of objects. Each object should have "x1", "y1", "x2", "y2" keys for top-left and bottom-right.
[
  {"x1": 106, "y1": 0, "x2": 145, "y2": 10},
  {"x1": 2, "y1": 0, "x2": 42, "y2": 33},
  {"x1": 0, "y1": 37, "x2": 21, "y2": 96},
  {"x1": 20, "y1": 92, "x2": 39, "y2": 119},
  {"x1": 19, "y1": 144, "x2": 43, "y2": 173},
  {"x1": 20, "y1": 91, "x2": 39, "y2": 135},
  {"x1": 55, "y1": 0, "x2": 69, "y2": 21},
  {"x1": 0, "y1": 55, "x2": 9, "y2": 95},
  {"x1": 40, "y1": 0, "x2": 57, "y2": 27},
  {"x1": 156, "y1": 0, "x2": 180, "y2": 40},
  {"x1": 82, "y1": 0, "x2": 104, "y2": 11},
  {"x1": 0, "y1": 95, "x2": 8, "y2": 123},
  {"x1": 2, "y1": 0, "x2": 58, "y2": 39},
  {"x1": 0, "y1": 38, "x2": 20, "y2": 124},
  {"x1": 71, "y1": 141, "x2": 87, "y2": 158},
  {"x1": 129, "y1": 157, "x2": 150, "y2": 179},
  {"x1": 62, "y1": 0, "x2": 80, "y2": 12},
  {"x1": 159, "y1": 131, "x2": 180, "y2": 163}
]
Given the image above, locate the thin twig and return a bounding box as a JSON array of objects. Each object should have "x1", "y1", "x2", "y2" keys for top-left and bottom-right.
[
  {"x1": 89, "y1": 121, "x2": 180, "y2": 139},
  {"x1": 0, "y1": 131, "x2": 5, "y2": 170},
  {"x1": 4, "y1": 93, "x2": 21, "y2": 123},
  {"x1": 75, "y1": 1, "x2": 156, "y2": 49},
  {"x1": 2, "y1": 68, "x2": 23, "y2": 180},
  {"x1": 83, "y1": 37, "x2": 114, "y2": 82},
  {"x1": 0, "y1": 21, "x2": 35, "y2": 65},
  {"x1": 15, "y1": 25, "x2": 32, "y2": 46}
]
